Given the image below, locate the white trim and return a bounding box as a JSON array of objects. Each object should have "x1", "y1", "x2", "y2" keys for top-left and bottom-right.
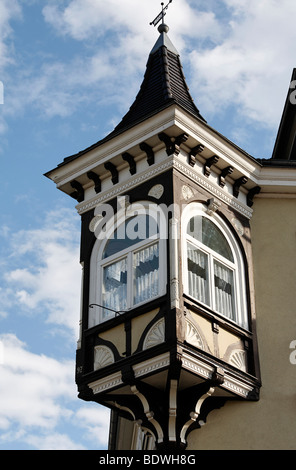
[
  {"x1": 76, "y1": 156, "x2": 253, "y2": 219},
  {"x1": 181, "y1": 202, "x2": 248, "y2": 329},
  {"x1": 89, "y1": 201, "x2": 167, "y2": 327},
  {"x1": 88, "y1": 352, "x2": 170, "y2": 395},
  {"x1": 88, "y1": 371, "x2": 123, "y2": 394},
  {"x1": 133, "y1": 352, "x2": 170, "y2": 379},
  {"x1": 181, "y1": 352, "x2": 254, "y2": 398}
]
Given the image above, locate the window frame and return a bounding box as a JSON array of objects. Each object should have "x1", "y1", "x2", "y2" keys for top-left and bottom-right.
[
  {"x1": 182, "y1": 203, "x2": 248, "y2": 329},
  {"x1": 89, "y1": 202, "x2": 167, "y2": 327}
]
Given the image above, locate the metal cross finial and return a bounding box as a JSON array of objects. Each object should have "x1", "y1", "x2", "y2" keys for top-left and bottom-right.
[{"x1": 150, "y1": 0, "x2": 173, "y2": 27}]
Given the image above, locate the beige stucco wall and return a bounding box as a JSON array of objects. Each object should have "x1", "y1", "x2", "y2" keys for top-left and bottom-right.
[{"x1": 187, "y1": 197, "x2": 296, "y2": 450}]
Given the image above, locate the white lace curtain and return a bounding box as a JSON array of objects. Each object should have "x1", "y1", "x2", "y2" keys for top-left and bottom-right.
[
  {"x1": 102, "y1": 258, "x2": 127, "y2": 318},
  {"x1": 102, "y1": 243, "x2": 160, "y2": 317},
  {"x1": 133, "y1": 243, "x2": 159, "y2": 304},
  {"x1": 214, "y1": 261, "x2": 234, "y2": 320},
  {"x1": 187, "y1": 243, "x2": 235, "y2": 321},
  {"x1": 187, "y1": 244, "x2": 208, "y2": 305}
]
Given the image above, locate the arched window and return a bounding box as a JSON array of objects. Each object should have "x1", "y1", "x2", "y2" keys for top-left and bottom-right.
[
  {"x1": 182, "y1": 203, "x2": 248, "y2": 329},
  {"x1": 89, "y1": 203, "x2": 167, "y2": 326}
]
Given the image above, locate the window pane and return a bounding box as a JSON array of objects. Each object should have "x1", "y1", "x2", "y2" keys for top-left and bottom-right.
[
  {"x1": 187, "y1": 243, "x2": 209, "y2": 306},
  {"x1": 133, "y1": 243, "x2": 159, "y2": 304},
  {"x1": 214, "y1": 260, "x2": 235, "y2": 320},
  {"x1": 103, "y1": 215, "x2": 159, "y2": 259},
  {"x1": 102, "y1": 258, "x2": 127, "y2": 319},
  {"x1": 187, "y1": 216, "x2": 234, "y2": 262}
]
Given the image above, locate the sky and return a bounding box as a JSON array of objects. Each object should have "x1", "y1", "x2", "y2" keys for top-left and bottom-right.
[{"x1": 0, "y1": 0, "x2": 296, "y2": 451}]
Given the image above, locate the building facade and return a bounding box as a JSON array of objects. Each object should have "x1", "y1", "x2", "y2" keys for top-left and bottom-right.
[{"x1": 45, "y1": 23, "x2": 296, "y2": 450}]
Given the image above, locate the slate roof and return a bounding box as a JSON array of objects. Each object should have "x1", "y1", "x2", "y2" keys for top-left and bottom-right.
[
  {"x1": 269, "y1": 68, "x2": 296, "y2": 165},
  {"x1": 59, "y1": 26, "x2": 206, "y2": 166},
  {"x1": 257, "y1": 68, "x2": 296, "y2": 167}
]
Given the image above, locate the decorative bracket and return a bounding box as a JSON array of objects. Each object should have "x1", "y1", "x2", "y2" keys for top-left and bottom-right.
[
  {"x1": 204, "y1": 155, "x2": 219, "y2": 177},
  {"x1": 104, "y1": 161, "x2": 119, "y2": 185},
  {"x1": 233, "y1": 176, "x2": 248, "y2": 198},
  {"x1": 131, "y1": 385, "x2": 164, "y2": 445},
  {"x1": 158, "y1": 132, "x2": 188, "y2": 156},
  {"x1": 140, "y1": 142, "x2": 155, "y2": 166},
  {"x1": 188, "y1": 144, "x2": 204, "y2": 167},
  {"x1": 219, "y1": 166, "x2": 234, "y2": 188},
  {"x1": 87, "y1": 171, "x2": 101, "y2": 194},
  {"x1": 122, "y1": 152, "x2": 136, "y2": 175},
  {"x1": 70, "y1": 180, "x2": 84, "y2": 202},
  {"x1": 115, "y1": 365, "x2": 227, "y2": 450},
  {"x1": 247, "y1": 186, "x2": 261, "y2": 207},
  {"x1": 180, "y1": 385, "x2": 215, "y2": 444},
  {"x1": 206, "y1": 198, "x2": 221, "y2": 216}
]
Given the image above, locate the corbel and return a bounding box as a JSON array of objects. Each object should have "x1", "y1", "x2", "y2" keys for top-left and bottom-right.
[
  {"x1": 140, "y1": 142, "x2": 155, "y2": 166},
  {"x1": 247, "y1": 186, "x2": 261, "y2": 207},
  {"x1": 174, "y1": 133, "x2": 189, "y2": 153},
  {"x1": 104, "y1": 161, "x2": 118, "y2": 185},
  {"x1": 122, "y1": 152, "x2": 136, "y2": 175},
  {"x1": 87, "y1": 171, "x2": 101, "y2": 194},
  {"x1": 233, "y1": 176, "x2": 248, "y2": 198},
  {"x1": 70, "y1": 180, "x2": 84, "y2": 202},
  {"x1": 206, "y1": 198, "x2": 221, "y2": 216},
  {"x1": 204, "y1": 155, "x2": 219, "y2": 177},
  {"x1": 188, "y1": 144, "x2": 204, "y2": 167},
  {"x1": 179, "y1": 382, "x2": 216, "y2": 445},
  {"x1": 130, "y1": 384, "x2": 164, "y2": 445},
  {"x1": 158, "y1": 132, "x2": 188, "y2": 156},
  {"x1": 219, "y1": 166, "x2": 234, "y2": 188}
]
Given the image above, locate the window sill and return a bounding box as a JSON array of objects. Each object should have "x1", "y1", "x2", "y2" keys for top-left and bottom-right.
[
  {"x1": 85, "y1": 295, "x2": 168, "y2": 335},
  {"x1": 183, "y1": 293, "x2": 252, "y2": 338}
]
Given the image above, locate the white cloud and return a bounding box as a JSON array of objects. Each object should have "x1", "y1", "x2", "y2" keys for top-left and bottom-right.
[
  {"x1": 3, "y1": 0, "x2": 294, "y2": 140},
  {"x1": 0, "y1": 334, "x2": 109, "y2": 449},
  {"x1": 0, "y1": 334, "x2": 74, "y2": 430},
  {"x1": 0, "y1": 0, "x2": 21, "y2": 71},
  {"x1": 24, "y1": 432, "x2": 85, "y2": 451},
  {"x1": 188, "y1": 0, "x2": 296, "y2": 130},
  {"x1": 38, "y1": 0, "x2": 296, "y2": 142},
  {"x1": 2, "y1": 208, "x2": 81, "y2": 337},
  {"x1": 43, "y1": 0, "x2": 155, "y2": 41},
  {"x1": 75, "y1": 406, "x2": 111, "y2": 448},
  {"x1": 39, "y1": 0, "x2": 223, "y2": 119}
]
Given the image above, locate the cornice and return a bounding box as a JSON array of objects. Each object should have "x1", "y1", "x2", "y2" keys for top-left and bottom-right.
[
  {"x1": 173, "y1": 108, "x2": 262, "y2": 179},
  {"x1": 45, "y1": 107, "x2": 178, "y2": 185},
  {"x1": 181, "y1": 352, "x2": 255, "y2": 399},
  {"x1": 76, "y1": 158, "x2": 174, "y2": 214},
  {"x1": 172, "y1": 158, "x2": 253, "y2": 218},
  {"x1": 88, "y1": 352, "x2": 170, "y2": 395},
  {"x1": 46, "y1": 104, "x2": 295, "y2": 218},
  {"x1": 76, "y1": 154, "x2": 253, "y2": 218}
]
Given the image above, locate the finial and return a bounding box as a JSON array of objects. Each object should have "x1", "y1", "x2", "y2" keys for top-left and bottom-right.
[{"x1": 150, "y1": 0, "x2": 173, "y2": 28}]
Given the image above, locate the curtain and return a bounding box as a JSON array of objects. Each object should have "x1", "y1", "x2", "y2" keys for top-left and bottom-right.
[
  {"x1": 187, "y1": 244, "x2": 208, "y2": 305},
  {"x1": 133, "y1": 243, "x2": 159, "y2": 304},
  {"x1": 102, "y1": 258, "x2": 127, "y2": 318},
  {"x1": 214, "y1": 261, "x2": 234, "y2": 320}
]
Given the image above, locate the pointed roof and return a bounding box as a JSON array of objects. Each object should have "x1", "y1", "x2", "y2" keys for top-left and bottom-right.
[
  {"x1": 59, "y1": 24, "x2": 205, "y2": 166},
  {"x1": 112, "y1": 24, "x2": 206, "y2": 135},
  {"x1": 269, "y1": 68, "x2": 296, "y2": 165}
]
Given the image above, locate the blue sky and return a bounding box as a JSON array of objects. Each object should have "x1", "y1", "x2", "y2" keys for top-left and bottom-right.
[{"x1": 0, "y1": 0, "x2": 296, "y2": 450}]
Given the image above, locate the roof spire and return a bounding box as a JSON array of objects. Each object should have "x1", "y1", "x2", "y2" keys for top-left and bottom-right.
[
  {"x1": 149, "y1": 0, "x2": 177, "y2": 56},
  {"x1": 150, "y1": 1, "x2": 173, "y2": 29}
]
